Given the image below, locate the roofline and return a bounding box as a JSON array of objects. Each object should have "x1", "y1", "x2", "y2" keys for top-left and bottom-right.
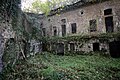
[{"x1": 48, "y1": 0, "x2": 110, "y2": 17}]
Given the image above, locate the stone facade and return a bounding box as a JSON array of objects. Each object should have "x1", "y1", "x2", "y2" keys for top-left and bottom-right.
[
  {"x1": 39, "y1": 0, "x2": 120, "y2": 57},
  {"x1": 41, "y1": 0, "x2": 120, "y2": 37}
]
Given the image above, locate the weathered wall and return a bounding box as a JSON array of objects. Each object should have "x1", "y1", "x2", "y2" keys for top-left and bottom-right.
[
  {"x1": 38, "y1": 0, "x2": 120, "y2": 55},
  {"x1": 0, "y1": 13, "x2": 15, "y2": 72},
  {"x1": 40, "y1": 0, "x2": 120, "y2": 37}
]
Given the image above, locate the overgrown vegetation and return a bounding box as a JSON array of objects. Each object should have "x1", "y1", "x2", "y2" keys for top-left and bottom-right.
[
  {"x1": 1, "y1": 0, "x2": 120, "y2": 79},
  {"x1": 1, "y1": 52, "x2": 120, "y2": 80},
  {"x1": 47, "y1": 32, "x2": 120, "y2": 42}
]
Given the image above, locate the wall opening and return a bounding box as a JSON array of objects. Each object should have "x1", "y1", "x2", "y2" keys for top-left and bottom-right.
[
  {"x1": 105, "y1": 16, "x2": 114, "y2": 32},
  {"x1": 53, "y1": 26, "x2": 57, "y2": 36},
  {"x1": 21, "y1": 39, "x2": 27, "y2": 57},
  {"x1": 89, "y1": 19, "x2": 97, "y2": 32},
  {"x1": 61, "y1": 19, "x2": 66, "y2": 24},
  {"x1": 61, "y1": 25, "x2": 66, "y2": 36},
  {"x1": 109, "y1": 41, "x2": 120, "y2": 58},
  {"x1": 42, "y1": 28, "x2": 46, "y2": 36},
  {"x1": 71, "y1": 23, "x2": 77, "y2": 34},
  {"x1": 42, "y1": 43, "x2": 47, "y2": 51},
  {"x1": 70, "y1": 43, "x2": 75, "y2": 51},
  {"x1": 104, "y1": 8, "x2": 112, "y2": 15},
  {"x1": 93, "y1": 43, "x2": 100, "y2": 51},
  {"x1": 57, "y1": 43, "x2": 64, "y2": 55}
]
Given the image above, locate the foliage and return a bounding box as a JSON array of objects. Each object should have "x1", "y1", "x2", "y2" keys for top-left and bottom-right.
[
  {"x1": 45, "y1": 32, "x2": 120, "y2": 43},
  {"x1": 23, "y1": 0, "x2": 106, "y2": 15},
  {"x1": 1, "y1": 52, "x2": 120, "y2": 80},
  {"x1": 1, "y1": 0, "x2": 29, "y2": 70},
  {"x1": 31, "y1": 0, "x2": 66, "y2": 15}
]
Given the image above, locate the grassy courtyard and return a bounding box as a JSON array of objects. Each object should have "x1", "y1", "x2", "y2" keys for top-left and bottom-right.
[{"x1": 1, "y1": 52, "x2": 120, "y2": 80}]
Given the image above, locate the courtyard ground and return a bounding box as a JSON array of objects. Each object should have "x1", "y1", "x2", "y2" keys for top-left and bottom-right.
[{"x1": 1, "y1": 52, "x2": 120, "y2": 80}]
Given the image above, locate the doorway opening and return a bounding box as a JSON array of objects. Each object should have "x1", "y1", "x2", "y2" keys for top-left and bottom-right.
[
  {"x1": 42, "y1": 43, "x2": 47, "y2": 51},
  {"x1": 57, "y1": 43, "x2": 64, "y2": 55},
  {"x1": 109, "y1": 41, "x2": 120, "y2": 58},
  {"x1": 70, "y1": 43, "x2": 75, "y2": 51},
  {"x1": 93, "y1": 43, "x2": 100, "y2": 51}
]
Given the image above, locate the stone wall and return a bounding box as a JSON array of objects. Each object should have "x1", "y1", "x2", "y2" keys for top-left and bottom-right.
[
  {"x1": 0, "y1": 13, "x2": 15, "y2": 72},
  {"x1": 40, "y1": 0, "x2": 120, "y2": 37},
  {"x1": 37, "y1": 0, "x2": 120, "y2": 56}
]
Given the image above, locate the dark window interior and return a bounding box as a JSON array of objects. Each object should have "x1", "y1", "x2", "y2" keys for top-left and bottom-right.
[
  {"x1": 61, "y1": 19, "x2": 66, "y2": 23},
  {"x1": 61, "y1": 25, "x2": 66, "y2": 36},
  {"x1": 42, "y1": 43, "x2": 47, "y2": 51},
  {"x1": 105, "y1": 16, "x2": 114, "y2": 32},
  {"x1": 57, "y1": 43, "x2": 64, "y2": 55},
  {"x1": 93, "y1": 43, "x2": 100, "y2": 51},
  {"x1": 109, "y1": 41, "x2": 120, "y2": 58},
  {"x1": 71, "y1": 23, "x2": 77, "y2": 33},
  {"x1": 40, "y1": 22, "x2": 43, "y2": 27},
  {"x1": 70, "y1": 43, "x2": 75, "y2": 51},
  {"x1": 42, "y1": 28, "x2": 46, "y2": 36},
  {"x1": 32, "y1": 45, "x2": 35, "y2": 52},
  {"x1": 89, "y1": 19, "x2": 97, "y2": 32},
  {"x1": 53, "y1": 27, "x2": 57, "y2": 36},
  {"x1": 81, "y1": 11, "x2": 83, "y2": 15},
  {"x1": 48, "y1": 19, "x2": 51, "y2": 21},
  {"x1": 104, "y1": 8, "x2": 112, "y2": 15}
]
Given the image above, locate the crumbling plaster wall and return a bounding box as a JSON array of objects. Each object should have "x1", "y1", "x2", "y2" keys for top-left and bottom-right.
[
  {"x1": 38, "y1": 0, "x2": 120, "y2": 54},
  {"x1": 40, "y1": 0, "x2": 120, "y2": 37}
]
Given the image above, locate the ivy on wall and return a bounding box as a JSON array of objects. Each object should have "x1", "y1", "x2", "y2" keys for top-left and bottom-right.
[{"x1": 45, "y1": 32, "x2": 120, "y2": 44}]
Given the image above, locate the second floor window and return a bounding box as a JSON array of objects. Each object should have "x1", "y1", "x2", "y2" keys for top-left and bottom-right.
[
  {"x1": 53, "y1": 26, "x2": 57, "y2": 36},
  {"x1": 61, "y1": 25, "x2": 66, "y2": 36},
  {"x1": 89, "y1": 19, "x2": 97, "y2": 32},
  {"x1": 71, "y1": 23, "x2": 77, "y2": 33}
]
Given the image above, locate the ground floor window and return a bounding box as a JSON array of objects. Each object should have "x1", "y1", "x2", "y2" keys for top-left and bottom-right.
[
  {"x1": 70, "y1": 43, "x2": 75, "y2": 51},
  {"x1": 93, "y1": 43, "x2": 100, "y2": 51}
]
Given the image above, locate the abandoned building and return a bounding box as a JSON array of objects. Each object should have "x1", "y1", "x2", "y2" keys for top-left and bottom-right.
[{"x1": 35, "y1": 0, "x2": 120, "y2": 57}]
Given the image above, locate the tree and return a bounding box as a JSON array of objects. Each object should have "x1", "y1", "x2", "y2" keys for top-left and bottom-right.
[{"x1": 22, "y1": 0, "x2": 75, "y2": 15}]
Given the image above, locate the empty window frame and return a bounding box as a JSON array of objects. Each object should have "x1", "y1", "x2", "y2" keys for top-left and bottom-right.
[
  {"x1": 89, "y1": 19, "x2": 97, "y2": 32},
  {"x1": 71, "y1": 23, "x2": 77, "y2": 33},
  {"x1": 61, "y1": 19, "x2": 66, "y2": 24},
  {"x1": 53, "y1": 26, "x2": 57, "y2": 36},
  {"x1": 104, "y1": 8, "x2": 112, "y2": 15},
  {"x1": 93, "y1": 43, "x2": 100, "y2": 51},
  {"x1": 42, "y1": 28, "x2": 46, "y2": 36},
  {"x1": 57, "y1": 43, "x2": 64, "y2": 55},
  {"x1": 61, "y1": 25, "x2": 66, "y2": 36},
  {"x1": 105, "y1": 16, "x2": 114, "y2": 32},
  {"x1": 40, "y1": 22, "x2": 43, "y2": 26},
  {"x1": 70, "y1": 43, "x2": 75, "y2": 51}
]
